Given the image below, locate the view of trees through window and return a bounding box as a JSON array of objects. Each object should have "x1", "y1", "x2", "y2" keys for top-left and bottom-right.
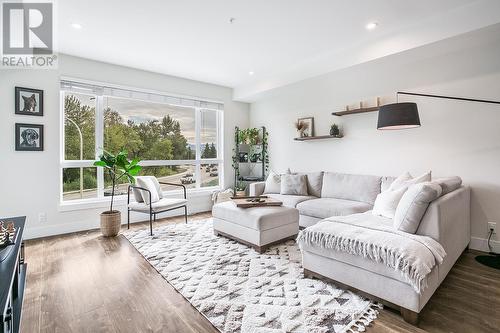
[{"x1": 62, "y1": 87, "x2": 221, "y2": 201}]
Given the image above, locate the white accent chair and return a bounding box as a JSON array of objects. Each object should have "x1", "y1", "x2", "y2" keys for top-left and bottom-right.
[{"x1": 127, "y1": 176, "x2": 188, "y2": 235}]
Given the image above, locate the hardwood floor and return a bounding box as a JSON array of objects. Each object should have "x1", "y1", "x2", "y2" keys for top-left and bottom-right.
[{"x1": 21, "y1": 213, "x2": 500, "y2": 333}]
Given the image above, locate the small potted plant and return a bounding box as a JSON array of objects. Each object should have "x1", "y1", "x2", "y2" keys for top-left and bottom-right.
[
  {"x1": 235, "y1": 181, "x2": 247, "y2": 197},
  {"x1": 295, "y1": 120, "x2": 309, "y2": 137},
  {"x1": 94, "y1": 150, "x2": 141, "y2": 237},
  {"x1": 330, "y1": 123, "x2": 341, "y2": 137}
]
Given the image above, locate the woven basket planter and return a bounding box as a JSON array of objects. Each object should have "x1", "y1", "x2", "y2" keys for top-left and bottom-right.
[{"x1": 100, "y1": 210, "x2": 121, "y2": 237}]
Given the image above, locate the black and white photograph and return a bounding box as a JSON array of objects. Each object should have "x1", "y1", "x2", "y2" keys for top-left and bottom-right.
[
  {"x1": 15, "y1": 87, "x2": 44, "y2": 116},
  {"x1": 15, "y1": 123, "x2": 44, "y2": 151}
]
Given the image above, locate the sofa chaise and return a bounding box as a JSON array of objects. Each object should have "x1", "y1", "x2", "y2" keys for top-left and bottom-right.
[{"x1": 249, "y1": 171, "x2": 470, "y2": 324}]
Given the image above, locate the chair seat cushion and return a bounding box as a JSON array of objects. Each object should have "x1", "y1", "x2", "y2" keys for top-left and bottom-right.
[
  {"x1": 129, "y1": 198, "x2": 187, "y2": 213},
  {"x1": 212, "y1": 201, "x2": 299, "y2": 231},
  {"x1": 296, "y1": 198, "x2": 372, "y2": 219},
  {"x1": 266, "y1": 193, "x2": 316, "y2": 208}
]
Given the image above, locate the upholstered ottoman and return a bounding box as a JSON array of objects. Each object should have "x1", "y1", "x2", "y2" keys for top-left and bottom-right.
[{"x1": 212, "y1": 201, "x2": 299, "y2": 253}]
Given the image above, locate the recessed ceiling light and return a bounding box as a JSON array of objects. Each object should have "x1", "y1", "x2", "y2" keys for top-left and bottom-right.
[
  {"x1": 366, "y1": 22, "x2": 378, "y2": 30},
  {"x1": 248, "y1": 71, "x2": 254, "y2": 76},
  {"x1": 71, "y1": 23, "x2": 82, "y2": 30},
  {"x1": 229, "y1": 17, "x2": 236, "y2": 24}
]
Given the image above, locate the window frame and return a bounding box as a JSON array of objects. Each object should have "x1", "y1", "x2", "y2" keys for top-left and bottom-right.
[{"x1": 59, "y1": 79, "x2": 224, "y2": 205}]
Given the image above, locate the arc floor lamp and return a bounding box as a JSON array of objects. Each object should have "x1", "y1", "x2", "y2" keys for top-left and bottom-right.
[
  {"x1": 377, "y1": 90, "x2": 500, "y2": 269},
  {"x1": 377, "y1": 91, "x2": 500, "y2": 130}
]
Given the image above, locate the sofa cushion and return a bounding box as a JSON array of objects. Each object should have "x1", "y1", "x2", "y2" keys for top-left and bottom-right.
[
  {"x1": 321, "y1": 172, "x2": 381, "y2": 204},
  {"x1": 394, "y1": 182, "x2": 443, "y2": 233},
  {"x1": 300, "y1": 213, "x2": 404, "y2": 283},
  {"x1": 372, "y1": 186, "x2": 408, "y2": 219},
  {"x1": 264, "y1": 171, "x2": 281, "y2": 194},
  {"x1": 212, "y1": 201, "x2": 299, "y2": 231},
  {"x1": 302, "y1": 241, "x2": 407, "y2": 284},
  {"x1": 293, "y1": 171, "x2": 324, "y2": 197},
  {"x1": 267, "y1": 193, "x2": 315, "y2": 208},
  {"x1": 389, "y1": 171, "x2": 431, "y2": 191},
  {"x1": 433, "y1": 176, "x2": 462, "y2": 196},
  {"x1": 297, "y1": 198, "x2": 372, "y2": 219},
  {"x1": 381, "y1": 176, "x2": 397, "y2": 192},
  {"x1": 280, "y1": 174, "x2": 308, "y2": 195}
]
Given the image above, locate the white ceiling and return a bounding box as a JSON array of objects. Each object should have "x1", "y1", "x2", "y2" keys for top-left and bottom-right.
[{"x1": 57, "y1": 0, "x2": 500, "y2": 102}]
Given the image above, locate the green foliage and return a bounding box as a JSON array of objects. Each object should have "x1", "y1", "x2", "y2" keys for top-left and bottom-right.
[
  {"x1": 236, "y1": 181, "x2": 246, "y2": 191},
  {"x1": 238, "y1": 128, "x2": 261, "y2": 145},
  {"x1": 94, "y1": 150, "x2": 142, "y2": 212},
  {"x1": 64, "y1": 95, "x2": 218, "y2": 199},
  {"x1": 201, "y1": 142, "x2": 217, "y2": 158},
  {"x1": 232, "y1": 127, "x2": 270, "y2": 188},
  {"x1": 330, "y1": 123, "x2": 340, "y2": 136},
  {"x1": 64, "y1": 95, "x2": 95, "y2": 160}
]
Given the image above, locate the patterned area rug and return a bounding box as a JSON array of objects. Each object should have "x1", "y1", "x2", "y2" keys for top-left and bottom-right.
[{"x1": 124, "y1": 219, "x2": 380, "y2": 333}]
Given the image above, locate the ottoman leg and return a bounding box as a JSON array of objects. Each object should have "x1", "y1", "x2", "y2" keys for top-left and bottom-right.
[{"x1": 254, "y1": 244, "x2": 264, "y2": 254}]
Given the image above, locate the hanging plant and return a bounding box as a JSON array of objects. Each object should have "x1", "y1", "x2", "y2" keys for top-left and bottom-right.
[{"x1": 238, "y1": 128, "x2": 262, "y2": 145}]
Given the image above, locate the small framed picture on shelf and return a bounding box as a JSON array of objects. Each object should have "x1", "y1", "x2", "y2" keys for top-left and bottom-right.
[
  {"x1": 15, "y1": 87, "x2": 44, "y2": 116},
  {"x1": 297, "y1": 117, "x2": 314, "y2": 137},
  {"x1": 15, "y1": 123, "x2": 44, "y2": 151}
]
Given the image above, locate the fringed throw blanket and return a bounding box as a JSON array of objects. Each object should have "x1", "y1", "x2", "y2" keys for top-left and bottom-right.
[{"x1": 297, "y1": 212, "x2": 446, "y2": 294}]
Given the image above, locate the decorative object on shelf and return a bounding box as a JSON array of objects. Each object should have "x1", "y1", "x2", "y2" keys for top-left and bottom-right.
[
  {"x1": 295, "y1": 117, "x2": 314, "y2": 137},
  {"x1": 377, "y1": 102, "x2": 420, "y2": 130},
  {"x1": 330, "y1": 123, "x2": 341, "y2": 137},
  {"x1": 294, "y1": 135, "x2": 343, "y2": 141},
  {"x1": 15, "y1": 86, "x2": 43, "y2": 116},
  {"x1": 94, "y1": 149, "x2": 142, "y2": 237},
  {"x1": 239, "y1": 152, "x2": 249, "y2": 162},
  {"x1": 15, "y1": 123, "x2": 44, "y2": 151},
  {"x1": 294, "y1": 120, "x2": 308, "y2": 137},
  {"x1": 235, "y1": 181, "x2": 247, "y2": 197},
  {"x1": 233, "y1": 126, "x2": 269, "y2": 190},
  {"x1": 332, "y1": 97, "x2": 381, "y2": 116}
]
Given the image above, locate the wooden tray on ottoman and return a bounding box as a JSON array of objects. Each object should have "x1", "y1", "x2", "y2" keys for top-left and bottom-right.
[{"x1": 230, "y1": 196, "x2": 283, "y2": 208}]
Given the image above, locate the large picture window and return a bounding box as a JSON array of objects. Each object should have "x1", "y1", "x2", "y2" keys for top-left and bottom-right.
[{"x1": 60, "y1": 80, "x2": 223, "y2": 202}]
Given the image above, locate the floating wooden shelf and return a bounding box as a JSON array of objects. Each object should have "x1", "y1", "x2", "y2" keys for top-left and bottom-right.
[
  {"x1": 294, "y1": 135, "x2": 343, "y2": 141},
  {"x1": 332, "y1": 106, "x2": 380, "y2": 116},
  {"x1": 332, "y1": 98, "x2": 381, "y2": 116}
]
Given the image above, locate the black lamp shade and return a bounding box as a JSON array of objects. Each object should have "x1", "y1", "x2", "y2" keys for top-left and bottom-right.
[{"x1": 377, "y1": 102, "x2": 420, "y2": 130}]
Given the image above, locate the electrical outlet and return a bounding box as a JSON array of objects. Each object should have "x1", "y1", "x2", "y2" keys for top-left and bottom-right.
[
  {"x1": 39, "y1": 213, "x2": 47, "y2": 223},
  {"x1": 488, "y1": 222, "x2": 497, "y2": 234}
]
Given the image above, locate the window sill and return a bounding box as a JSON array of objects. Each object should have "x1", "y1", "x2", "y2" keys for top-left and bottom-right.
[{"x1": 58, "y1": 187, "x2": 220, "y2": 212}]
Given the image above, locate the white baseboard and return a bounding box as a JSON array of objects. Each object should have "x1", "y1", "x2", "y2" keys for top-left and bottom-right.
[
  {"x1": 24, "y1": 205, "x2": 212, "y2": 240},
  {"x1": 470, "y1": 236, "x2": 500, "y2": 253}
]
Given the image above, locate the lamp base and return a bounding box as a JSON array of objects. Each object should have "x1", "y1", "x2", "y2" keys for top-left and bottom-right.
[{"x1": 475, "y1": 255, "x2": 500, "y2": 270}]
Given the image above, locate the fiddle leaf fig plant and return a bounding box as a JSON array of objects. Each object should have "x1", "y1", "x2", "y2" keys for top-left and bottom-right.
[{"x1": 94, "y1": 149, "x2": 142, "y2": 212}]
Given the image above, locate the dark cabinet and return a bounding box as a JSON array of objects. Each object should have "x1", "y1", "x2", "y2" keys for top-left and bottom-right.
[{"x1": 0, "y1": 217, "x2": 26, "y2": 333}]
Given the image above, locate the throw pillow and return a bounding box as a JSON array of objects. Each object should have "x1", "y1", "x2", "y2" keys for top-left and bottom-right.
[
  {"x1": 280, "y1": 174, "x2": 308, "y2": 196},
  {"x1": 136, "y1": 177, "x2": 161, "y2": 204},
  {"x1": 387, "y1": 172, "x2": 412, "y2": 190},
  {"x1": 372, "y1": 186, "x2": 408, "y2": 219},
  {"x1": 393, "y1": 182, "x2": 442, "y2": 233},
  {"x1": 433, "y1": 176, "x2": 462, "y2": 196},
  {"x1": 291, "y1": 171, "x2": 324, "y2": 197},
  {"x1": 263, "y1": 171, "x2": 282, "y2": 194}
]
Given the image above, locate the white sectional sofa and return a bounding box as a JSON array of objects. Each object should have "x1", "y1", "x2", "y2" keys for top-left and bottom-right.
[{"x1": 249, "y1": 171, "x2": 471, "y2": 324}]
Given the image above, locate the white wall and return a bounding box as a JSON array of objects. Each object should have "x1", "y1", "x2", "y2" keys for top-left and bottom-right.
[
  {"x1": 250, "y1": 28, "x2": 500, "y2": 252},
  {"x1": 0, "y1": 55, "x2": 249, "y2": 239}
]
